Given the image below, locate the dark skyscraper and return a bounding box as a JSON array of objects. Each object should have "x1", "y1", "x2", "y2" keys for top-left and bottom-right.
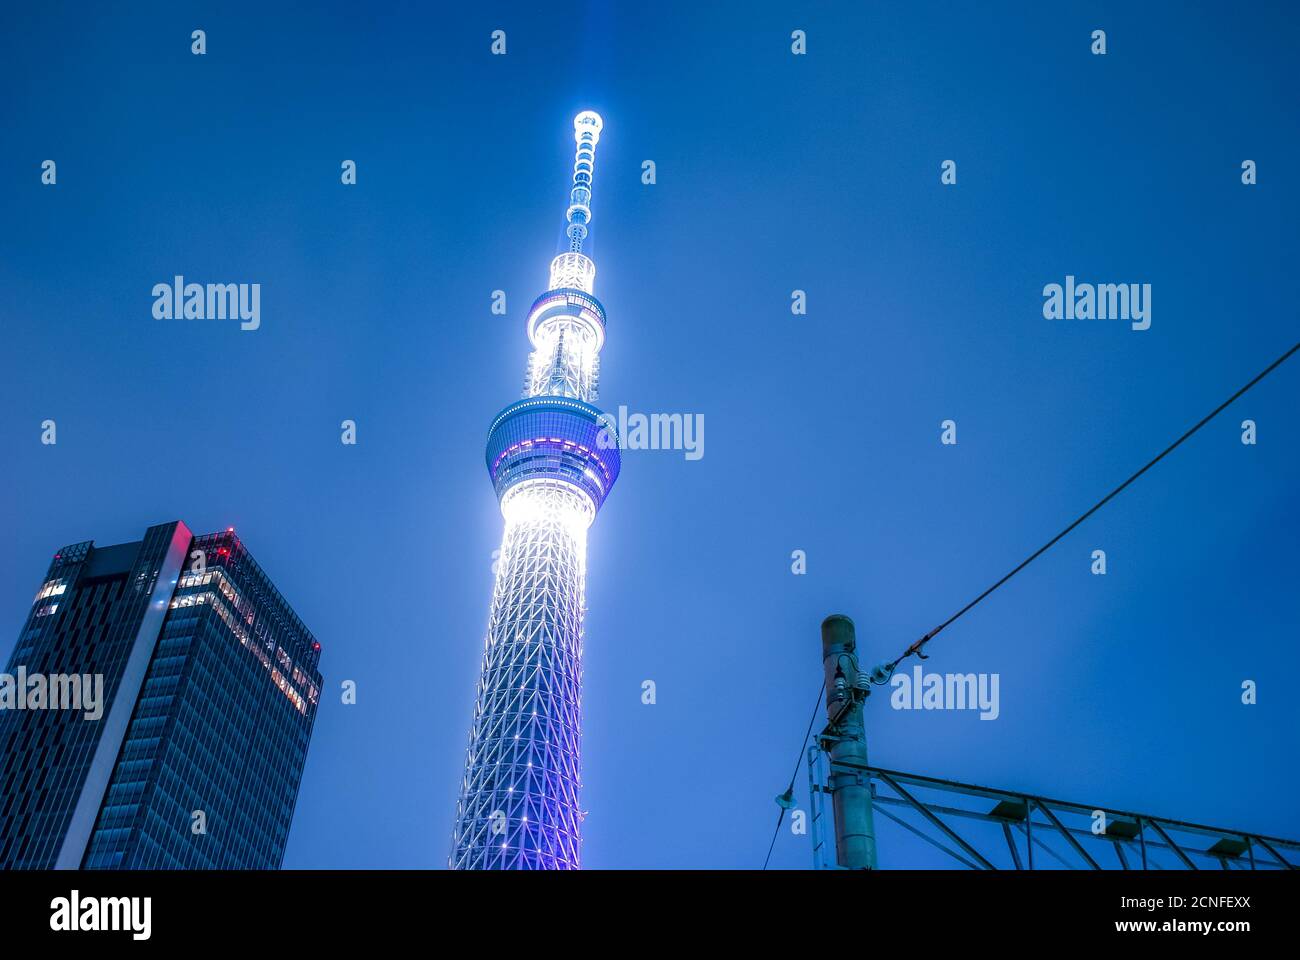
[{"x1": 0, "y1": 521, "x2": 322, "y2": 869}]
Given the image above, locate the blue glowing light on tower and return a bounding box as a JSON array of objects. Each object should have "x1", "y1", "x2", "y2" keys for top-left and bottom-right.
[{"x1": 451, "y1": 111, "x2": 619, "y2": 869}]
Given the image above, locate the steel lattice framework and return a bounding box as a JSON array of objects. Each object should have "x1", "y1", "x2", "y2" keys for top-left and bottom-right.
[
  {"x1": 806, "y1": 755, "x2": 1300, "y2": 870},
  {"x1": 451, "y1": 112, "x2": 618, "y2": 869}
]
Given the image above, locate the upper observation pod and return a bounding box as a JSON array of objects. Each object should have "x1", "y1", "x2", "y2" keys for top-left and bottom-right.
[
  {"x1": 527, "y1": 287, "x2": 606, "y2": 352},
  {"x1": 565, "y1": 111, "x2": 603, "y2": 254}
]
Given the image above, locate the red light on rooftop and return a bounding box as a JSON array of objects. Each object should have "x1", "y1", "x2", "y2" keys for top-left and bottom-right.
[
  {"x1": 312, "y1": 641, "x2": 321, "y2": 652},
  {"x1": 217, "y1": 548, "x2": 229, "y2": 556}
]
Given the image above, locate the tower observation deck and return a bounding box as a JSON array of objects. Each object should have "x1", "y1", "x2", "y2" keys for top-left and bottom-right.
[{"x1": 451, "y1": 111, "x2": 620, "y2": 869}]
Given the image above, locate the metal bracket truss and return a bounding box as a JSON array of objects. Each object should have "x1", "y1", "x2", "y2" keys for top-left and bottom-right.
[{"x1": 804, "y1": 752, "x2": 1299, "y2": 870}]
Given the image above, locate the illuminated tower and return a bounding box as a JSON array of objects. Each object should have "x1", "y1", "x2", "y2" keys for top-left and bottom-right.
[{"x1": 451, "y1": 112, "x2": 620, "y2": 869}]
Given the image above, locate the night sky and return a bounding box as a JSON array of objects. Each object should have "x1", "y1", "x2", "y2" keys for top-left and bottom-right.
[{"x1": 1, "y1": 1, "x2": 1296, "y2": 868}]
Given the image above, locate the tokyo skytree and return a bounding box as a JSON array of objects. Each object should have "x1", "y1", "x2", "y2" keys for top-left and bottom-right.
[{"x1": 450, "y1": 111, "x2": 620, "y2": 869}]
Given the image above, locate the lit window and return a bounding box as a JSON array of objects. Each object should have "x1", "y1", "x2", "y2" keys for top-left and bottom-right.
[{"x1": 33, "y1": 580, "x2": 67, "y2": 602}]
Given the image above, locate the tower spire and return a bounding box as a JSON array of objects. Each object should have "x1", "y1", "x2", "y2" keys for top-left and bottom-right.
[{"x1": 565, "y1": 111, "x2": 603, "y2": 254}]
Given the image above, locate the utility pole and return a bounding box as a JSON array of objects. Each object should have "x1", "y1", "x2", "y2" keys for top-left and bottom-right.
[{"x1": 820, "y1": 614, "x2": 878, "y2": 869}]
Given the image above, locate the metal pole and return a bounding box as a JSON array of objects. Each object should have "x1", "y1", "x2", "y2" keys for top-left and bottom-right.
[{"x1": 820, "y1": 614, "x2": 878, "y2": 869}]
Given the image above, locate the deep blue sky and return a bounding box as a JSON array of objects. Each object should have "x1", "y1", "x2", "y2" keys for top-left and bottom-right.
[{"x1": 1, "y1": 1, "x2": 1296, "y2": 868}]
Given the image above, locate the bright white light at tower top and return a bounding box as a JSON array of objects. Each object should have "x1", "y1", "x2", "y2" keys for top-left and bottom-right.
[{"x1": 573, "y1": 110, "x2": 603, "y2": 142}]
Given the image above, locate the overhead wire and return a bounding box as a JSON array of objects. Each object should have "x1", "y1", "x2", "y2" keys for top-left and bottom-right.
[{"x1": 878, "y1": 339, "x2": 1300, "y2": 677}]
